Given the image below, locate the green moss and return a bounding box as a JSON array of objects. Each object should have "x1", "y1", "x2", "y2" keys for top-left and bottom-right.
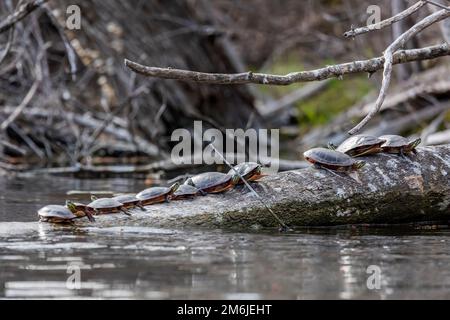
[{"x1": 297, "y1": 76, "x2": 373, "y2": 127}]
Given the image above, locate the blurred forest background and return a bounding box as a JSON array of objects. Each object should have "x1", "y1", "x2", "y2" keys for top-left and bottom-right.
[{"x1": 0, "y1": 0, "x2": 449, "y2": 179}]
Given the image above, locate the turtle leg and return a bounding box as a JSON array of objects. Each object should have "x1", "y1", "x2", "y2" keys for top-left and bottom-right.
[
  {"x1": 137, "y1": 203, "x2": 146, "y2": 211},
  {"x1": 120, "y1": 208, "x2": 132, "y2": 216},
  {"x1": 400, "y1": 149, "x2": 407, "y2": 159},
  {"x1": 199, "y1": 189, "x2": 207, "y2": 196},
  {"x1": 320, "y1": 165, "x2": 356, "y2": 184},
  {"x1": 85, "y1": 209, "x2": 96, "y2": 222}
]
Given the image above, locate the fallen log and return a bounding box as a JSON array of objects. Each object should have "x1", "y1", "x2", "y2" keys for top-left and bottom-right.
[{"x1": 84, "y1": 144, "x2": 450, "y2": 230}]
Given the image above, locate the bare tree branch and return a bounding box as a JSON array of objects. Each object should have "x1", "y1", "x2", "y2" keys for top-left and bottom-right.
[
  {"x1": 348, "y1": 8, "x2": 450, "y2": 135},
  {"x1": 0, "y1": 81, "x2": 40, "y2": 131},
  {"x1": 0, "y1": 0, "x2": 48, "y2": 34},
  {"x1": 0, "y1": 26, "x2": 15, "y2": 65},
  {"x1": 343, "y1": 1, "x2": 427, "y2": 38},
  {"x1": 425, "y1": 0, "x2": 450, "y2": 11},
  {"x1": 125, "y1": 43, "x2": 450, "y2": 85}
]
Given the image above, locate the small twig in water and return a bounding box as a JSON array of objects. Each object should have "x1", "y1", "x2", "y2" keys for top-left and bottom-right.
[{"x1": 208, "y1": 143, "x2": 291, "y2": 231}]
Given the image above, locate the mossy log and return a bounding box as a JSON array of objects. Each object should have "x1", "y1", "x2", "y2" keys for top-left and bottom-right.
[{"x1": 95, "y1": 144, "x2": 450, "y2": 230}]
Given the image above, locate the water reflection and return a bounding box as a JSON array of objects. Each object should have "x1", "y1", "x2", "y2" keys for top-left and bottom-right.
[{"x1": 1, "y1": 177, "x2": 450, "y2": 299}]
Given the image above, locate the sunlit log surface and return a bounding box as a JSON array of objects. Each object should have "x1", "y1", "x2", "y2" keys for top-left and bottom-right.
[{"x1": 61, "y1": 144, "x2": 450, "y2": 230}]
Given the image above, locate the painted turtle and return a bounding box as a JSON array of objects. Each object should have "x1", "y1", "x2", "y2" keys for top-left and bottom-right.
[
  {"x1": 136, "y1": 183, "x2": 179, "y2": 206},
  {"x1": 65, "y1": 201, "x2": 96, "y2": 222},
  {"x1": 86, "y1": 196, "x2": 131, "y2": 216},
  {"x1": 329, "y1": 135, "x2": 386, "y2": 157},
  {"x1": 184, "y1": 172, "x2": 239, "y2": 194},
  {"x1": 304, "y1": 148, "x2": 365, "y2": 172},
  {"x1": 379, "y1": 135, "x2": 421, "y2": 156},
  {"x1": 227, "y1": 162, "x2": 266, "y2": 183},
  {"x1": 113, "y1": 194, "x2": 146, "y2": 211},
  {"x1": 171, "y1": 184, "x2": 201, "y2": 200},
  {"x1": 38, "y1": 204, "x2": 88, "y2": 224}
]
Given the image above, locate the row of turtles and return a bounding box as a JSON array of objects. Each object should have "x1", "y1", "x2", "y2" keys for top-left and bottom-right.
[
  {"x1": 37, "y1": 162, "x2": 265, "y2": 223},
  {"x1": 38, "y1": 134, "x2": 420, "y2": 224},
  {"x1": 303, "y1": 134, "x2": 421, "y2": 173}
]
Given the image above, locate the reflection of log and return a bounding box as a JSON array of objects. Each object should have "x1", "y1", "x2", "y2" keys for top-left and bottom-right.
[{"x1": 76, "y1": 145, "x2": 450, "y2": 229}]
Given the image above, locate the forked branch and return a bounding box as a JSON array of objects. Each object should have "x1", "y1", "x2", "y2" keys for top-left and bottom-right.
[{"x1": 125, "y1": 43, "x2": 450, "y2": 85}]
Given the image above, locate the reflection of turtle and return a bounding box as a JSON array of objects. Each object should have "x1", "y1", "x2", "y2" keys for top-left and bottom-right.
[
  {"x1": 171, "y1": 184, "x2": 201, "y2": 200},
  {"x1": 184, "y1": 172, "x2": 239, "y2": 194},
  {"x1": 329, "y1": 135, "x2": 385, "y2": 157},
  {"x1": 136, "y1": 183, "x2": 179, "y2": 205},
  {"x1": 113, "y1": 194, "x2": 146, "y2": 211},
  {"x1": 304, "y1": 148, "x2": 365, "y2": 172},
  {"x1": 87, "y1": 196, "x2": 131, "y2": 216},
  {"x1": 380, "y1": 135, "x2": 421, "y2": 156},
  {"x1": 228, "y1": 162, "x2": 266, "y2": 183},
  {"x1": 38, "y1": 204, "x2": 90, "y2": 224}
]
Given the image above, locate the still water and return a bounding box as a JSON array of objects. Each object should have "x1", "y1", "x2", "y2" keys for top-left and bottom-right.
[{"x1": 1, "y1": 176, "x2": 450, "y2": 299}]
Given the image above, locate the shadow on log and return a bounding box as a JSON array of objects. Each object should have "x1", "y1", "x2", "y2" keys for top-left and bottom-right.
[{"x1": 82, "y1": 145, "x2": 450, "y2": 230}]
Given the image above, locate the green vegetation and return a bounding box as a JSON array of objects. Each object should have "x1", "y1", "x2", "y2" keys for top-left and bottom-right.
[
  {"x1": 258, "y1": 54, "x2": 374, "y2": 129},
  {"x1": 297, "y1": 76, "x2": 373, "y2": 127}
]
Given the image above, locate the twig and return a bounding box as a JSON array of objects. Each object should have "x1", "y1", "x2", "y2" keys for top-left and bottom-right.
[
  {"x1": 0, "y1": 139, "x2": 27, "y2": 155},
  {"x1": 0, "y1": 80, "x2": 40, "y2": 131},
  {"x1": 0, "y1": 26, "x2": 14, "y2": 65},
  {"x1": 125, "y1": 43, "x2": 450, "y2": 85},
  {"x1": 343, "y1": 1, "x2": 427, "y2": 38},
  {"x1": 425, "y1": 0, "x2": 450, "y2": 12},
  {"x1": 82, "y1": 85, "x2": 149, "y2": 157},
  {"x1": 0, "y1": 0, "x2": 48, "y2": 34},
  {"x1": 348, "y1": 8, "x2": 450, "y2": 135}
]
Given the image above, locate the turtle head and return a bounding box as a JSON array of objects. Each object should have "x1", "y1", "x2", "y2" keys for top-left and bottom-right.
[
  {"x1": 231, "y1": 174, "x2": 241, "y2": 185},
  {"x1": 327, "y1": 142, "x2": 337, "y2": 150},
  {"x1": 170, "y1": 182, "x2": 180, "y2": 194},
  {"x1": 354, "y1": 160, "x2": 366, "y2": 170},
  {"x1": 66, "y1": 200, "x2": 77, "y2": 213},
  {"x1": 408, "y1": 138, "x2": 421, "y2": 151},
  {"x1": 66, "y1": 200, "x2": 95, "y2": 222},
  {"x1": 90, "y1": 195, "x2": 98, "y2": 201}
]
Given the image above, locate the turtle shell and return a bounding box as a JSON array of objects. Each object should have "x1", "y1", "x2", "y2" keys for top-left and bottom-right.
[
  {"x1": 172, "y1": 185, "x2": 199, "y2": 199},
  {"x1": 184, "y1": 172, "x2": 232, "y2": 191},
  {"x1": 136, "y1": 187, "x2": 171, "y2": 201},
  {"x1": 379, "y1": 135, "x2": 409, "y2": 147},
  {"x1": 228, "y1": 162, "x2": 260, "y2": 178},
  {"x1": 38, "y1": 205, "x2": 76, "y2": 220},
  {"x1": 304, "y1": 148, "x2": 355, "y2": 167},
  {"x1": 113, "y1": 194, "x2": 139, "y2": 205},
  {"x1": 337, "y1": 135, "x2": 385, "y2": 153},
  {"x1": 88, "y1": 198, "x2": 123, "y2": 209}
]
